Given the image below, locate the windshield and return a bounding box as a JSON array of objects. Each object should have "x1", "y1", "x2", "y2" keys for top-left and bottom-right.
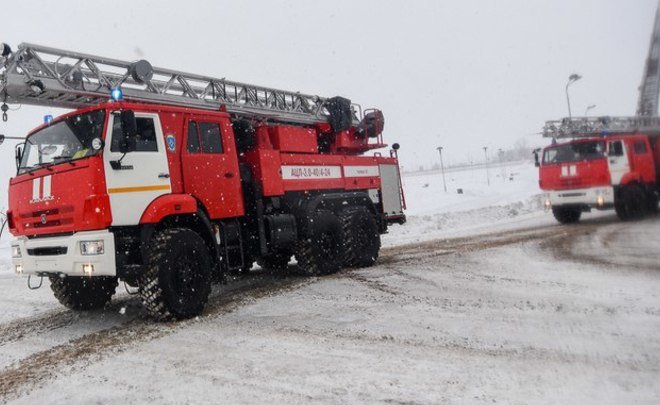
[
  {"x1": 19, "y1": 110, "x2": 106, "y2": 174},
  {"x1": 542, "y1": 140, "x2": 605, "y2": 165}
]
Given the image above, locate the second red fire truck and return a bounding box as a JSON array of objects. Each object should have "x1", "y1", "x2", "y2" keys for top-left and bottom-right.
[
  {"x1": 538, "y1": 3, "x2": 660, "y2": 224},
  {"x1": 537, "y1": 116, "x2": 660, "y2": 223}
]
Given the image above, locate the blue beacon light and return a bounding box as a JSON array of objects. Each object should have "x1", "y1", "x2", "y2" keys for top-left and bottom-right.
[
  {"x1": 111, "y1": 87, "x2": 124, "y2": 101},
  {"x1": 44, "y1": 115, "x2": 54, "y2": 124}
]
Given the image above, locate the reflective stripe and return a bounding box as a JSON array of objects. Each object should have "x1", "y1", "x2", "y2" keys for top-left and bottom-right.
[
  {"x1": 43, "y1": 175, "x2": 52, "y2": 198},
  {"x1": 32, "y1": 178, "x2": 40, "y2": 201},
  {"x1": 107, "y1": 185, "x2": 171, "y2": 194}
]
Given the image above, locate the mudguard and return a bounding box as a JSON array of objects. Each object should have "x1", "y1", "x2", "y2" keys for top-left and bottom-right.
[
  {"x1": 139, "y1": 194, "x2": 198, "y2": 224},
  {"x1": 619, "y1": 172, "x2": 642, "y2": 186}
]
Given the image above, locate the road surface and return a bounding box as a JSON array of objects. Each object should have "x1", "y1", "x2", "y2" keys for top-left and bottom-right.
[{"x1": 0, "y1": 214, "x2": 659, "y2": 404}]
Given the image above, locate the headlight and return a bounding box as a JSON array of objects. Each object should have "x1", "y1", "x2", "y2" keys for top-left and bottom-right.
[
  {"x1": 11, "y1": 245, "x2": 21, "y2": 258},
  {"x1": 80, "y1": 240, "x2": 104, "y2": 255}
]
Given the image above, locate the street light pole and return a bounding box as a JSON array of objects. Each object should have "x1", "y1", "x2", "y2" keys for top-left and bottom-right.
[
  {"x1": 483, "y1": 146, "x2": 490, "y2": 186},
  {"x1": 436, "y1": 146, "x2": 447, "y2": 192},
  {"x1": 565, "y1": 73, "x2": 582, "y2": 118},
  {"x1": 584, "y1": 104, "x2": 596, "y2": 116},
  {"x1": 498, "y1": 148, "x2": 506, "y2": 182}
]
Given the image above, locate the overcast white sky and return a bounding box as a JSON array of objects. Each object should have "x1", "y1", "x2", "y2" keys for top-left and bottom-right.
[{"x1": 0, "y1": 0, "x2": 657, "y2": 185}]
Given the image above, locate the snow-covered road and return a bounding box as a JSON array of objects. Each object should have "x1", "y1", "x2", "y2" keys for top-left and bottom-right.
[
  {"x1": 1, "y1": 164, "x2": 659, "y2": 403},
  {"x1": 1, "y1": 214, "x2": 659, "y2": 404}
]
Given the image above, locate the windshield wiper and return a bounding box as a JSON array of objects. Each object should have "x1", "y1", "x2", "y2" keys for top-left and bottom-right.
[
  {"x1": 53, "y1": 155, "x2": 77, "y2": 165},
  {"x1": 29, "y1": 162, "x2": 55, "y2": 171}
]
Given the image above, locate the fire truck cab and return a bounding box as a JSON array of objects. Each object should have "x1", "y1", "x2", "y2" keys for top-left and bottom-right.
[{"x1": 538, "y1": 128, "x2": 660, "y2": 223}]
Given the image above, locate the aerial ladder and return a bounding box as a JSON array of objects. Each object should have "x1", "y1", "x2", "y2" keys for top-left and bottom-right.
[
  {"x1": 638, "y1": 1, "x2": 660, "y2": 117},
  {"x1": 0, "y1": 42, "x2": 382, "y2": 142}
]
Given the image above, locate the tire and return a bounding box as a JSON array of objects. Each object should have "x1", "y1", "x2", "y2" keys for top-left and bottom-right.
[
  {"x1": 49, "y1": 276, "x2": 117, "y2": 310},
  {"x1": 257, "y1": 252, "x2": 292, "y2": 272},
  {"x1": 138, "y1": 228, "x2": 212, "y2": 321},
  {"x1": 341, "y1": 207, "x2": 381, "y2": 267},
  {"x1": 615, "y1": 185, "x2": 647, "y2": 221},
  {"x1": 296, "y1": 210, "x2": 344, "y2": 276},
  {"x1": 551, "y1": 206, "x2": 582, "y2": 224}
]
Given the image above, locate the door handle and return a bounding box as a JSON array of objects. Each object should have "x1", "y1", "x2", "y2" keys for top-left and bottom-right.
[
  {"x1": 224, "y1": 172, "x2": 234, "y2": 178},
  {"x1": 158, "y1": 173, "x2": 170, "y2": 179}
]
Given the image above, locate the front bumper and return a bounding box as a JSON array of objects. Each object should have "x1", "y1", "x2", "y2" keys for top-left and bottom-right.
[
  {"x1": 11, "y1": 229, "x2": 116, "y2": 277},
  {"x1": 544, "y1": 186, "x2": 614, "y2": 209}
]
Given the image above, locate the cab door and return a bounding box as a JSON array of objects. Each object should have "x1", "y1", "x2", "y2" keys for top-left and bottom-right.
[
  {"x1": 104, "y1": 112, "x2": 172, "y2": 226},
  {"x1": 628, "y1": 138, "x2": 656, "y2": 183},
  {"x1": 181, "y1": 115, "x2": 244, "y2": 219},
  {"x1": 607, "y1": 139, "x2": 630, "y2": 185}
]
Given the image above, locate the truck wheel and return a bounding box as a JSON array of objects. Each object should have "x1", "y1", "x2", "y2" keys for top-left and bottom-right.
[
  {"x1": 49, "y1": 276, "x2": 118, "y2": 310},
  {"x1": 615, "y1": 185, "x2": 647, "y2": 221},
  {"x1": 257, "y1": 252, "x2": 292, "y2": 272},
  {"x1": 138, "y1": 228, "x2": 212, "y2": 321},
  {"x1": 341, "y1": 207, "x2": 380, "y2": 267},
  {"x1": 551, "y1": 206, "x2": 581, "y2": 224},
  {"x1": 296, "y1": 210, "x2": 343, "y2": 276}
]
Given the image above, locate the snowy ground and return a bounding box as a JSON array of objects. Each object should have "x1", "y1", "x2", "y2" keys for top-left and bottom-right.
[
  {"x1": 1, "y1": 162, "x2": 659, "y2": 404},
  {"x1": 387, "y1": 161, "x2": 552, "y2": 245}
]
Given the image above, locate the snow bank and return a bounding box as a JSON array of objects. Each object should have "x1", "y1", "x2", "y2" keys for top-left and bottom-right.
[{"x1": 384, "y1": 161, "x2": 547, "y2": 246}]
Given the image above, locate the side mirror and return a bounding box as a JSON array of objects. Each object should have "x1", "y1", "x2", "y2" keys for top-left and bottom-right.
[
  {"x1": 15, "y1": 143, "x2": 23, "y2": 171},
  {"x1": 533, "y1": 149, "x2": 540, "y2": 167},
  {"x1": 119, "y1": 110, "x2": 137, "y2": 154}
]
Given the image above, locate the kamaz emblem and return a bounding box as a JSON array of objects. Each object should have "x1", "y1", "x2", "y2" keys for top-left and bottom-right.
[{"x1": 166, "y1": 135, "x2": 176, "y2": 152}]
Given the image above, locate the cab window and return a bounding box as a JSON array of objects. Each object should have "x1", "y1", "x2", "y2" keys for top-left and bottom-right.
[
  {"x1": 187, "y1": 121, "x2": 223, "y2": 154},
  {"x1": 542, "y1": 141, "x2": 604, "y2": 164},
  {"x1": 633, "y1": 140, "x2": 648, "y2": 154},
  {"x1": 187, "y1": 122, "x2": 201, "y2": 153},
  {"x1": 19, "y1": 110, "x2": 106, "y2": 173},
  {"x1": 608, "y1": 140, "x2": 624, "y2": 157},
  {"x1": 111, "y1": 116, "x2": 158, "y2": 152}
]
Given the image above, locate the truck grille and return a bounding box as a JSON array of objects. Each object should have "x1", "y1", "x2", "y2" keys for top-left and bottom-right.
[
  {"x1": 27, "y1": 247, "x2": 68, "y2": 256},
  {"x1": 19, "y1": 206, "x2": 75, "y2": 229},
  {"x1": 560, "y1": 178, "x2": 584, "y2": 188}
]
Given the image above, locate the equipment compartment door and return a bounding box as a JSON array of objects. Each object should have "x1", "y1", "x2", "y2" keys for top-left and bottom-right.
[
  {"x1": 379, "y1": 164, "x2": 404, "y2": 220},
  {"x1": 181, "y1": 116, "x2": 244, "y2": 219},
  {"x1": 104, "y1": 112, "x2": 172, "y2": 226}
]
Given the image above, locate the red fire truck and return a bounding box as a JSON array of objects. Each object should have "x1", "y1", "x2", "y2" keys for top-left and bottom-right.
[
  {"x1": 0, "y1": 43, "x2": 405, "y2": 320},
  {"x1": 538, "y1": 4, "x2": 660, "y2": 224},
  {"x1": 537, "y1": 116, "x2": 660, "y2": 223}
]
